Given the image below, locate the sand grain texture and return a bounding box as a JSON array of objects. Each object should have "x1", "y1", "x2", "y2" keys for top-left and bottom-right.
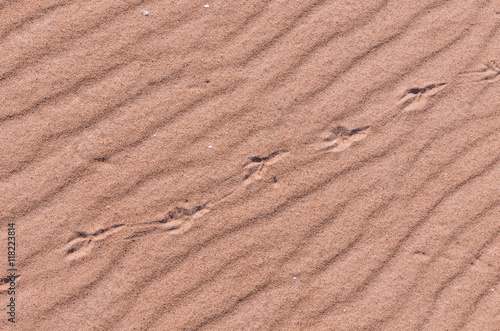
[{"x1": 1, "y1": 0, "x2": 499, "y2": 330}]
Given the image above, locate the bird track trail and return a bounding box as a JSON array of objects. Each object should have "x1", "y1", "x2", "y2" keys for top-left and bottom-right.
[
  {"x1": 63, "y1": 124, "x2": 372, "y2": 261},
  {"x1": 63, "y1": 59, "x2": 496, "y2": 263}
]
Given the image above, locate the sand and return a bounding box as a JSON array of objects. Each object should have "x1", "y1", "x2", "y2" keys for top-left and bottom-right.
[{"x1": 1, "y1": 0, "x2": 499, "y2": 330}]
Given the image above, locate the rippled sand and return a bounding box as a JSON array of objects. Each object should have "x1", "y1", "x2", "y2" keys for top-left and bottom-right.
[{"x1": 1, "y1": 0, "x2": 499, "y2": 330}]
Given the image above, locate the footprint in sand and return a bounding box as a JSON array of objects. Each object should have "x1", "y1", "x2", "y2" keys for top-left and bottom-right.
[
  {"x1": 397, "y1": 82, "x2": 447, "y2": 112},
  {"x1": 63, "y1": 123, "x2": 372, "y2": 260},
  {"x1": 125, "y1": 203, "x2": 211, "y2": 240},
  {"x1": 242, "y1": 150, "x2": 289, "y2": 183},
  {"x1": 217, "y1": 124, "x2": 372, "y2": 202},
  {"x1": 458, "y1": 60, "x2": 499, "y2": 83},
  {"x1": 307, "y1": 125, "x2": 372, "y2": 154},
  {"x1": 63, "y1": 224, "x2": 124, "y2": 261},
  {"x1": 63, "y1": 202, "x2": 209, "y2": 261},
  {"x1": 242, "y1": 125, "x2": 372, "y2": 182}
]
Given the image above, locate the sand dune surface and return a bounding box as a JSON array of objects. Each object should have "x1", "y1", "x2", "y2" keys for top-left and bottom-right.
[{"x1": 1, "y1": 0, "x2": 499, "y2": 330}]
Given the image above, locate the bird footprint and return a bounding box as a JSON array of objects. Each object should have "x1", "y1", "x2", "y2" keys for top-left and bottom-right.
[
  {"x1": 397, "y1": 82, "x2": 447, "y2": 112},
  {"x1": 63, "y1": 202, "x2": 209, "y2": 261},
  {"x1": 308, "y1": 125, "x2": 372, "y2": 153},
  {"x1": 242, "y1": 150, "x2": 288, "y2": 183},
  {"x1": 458, "y1": 60, "x2": 499, "y2": 83},
  {"x1": 63, "y1": 224, "x2": 125, "y2": 261}
]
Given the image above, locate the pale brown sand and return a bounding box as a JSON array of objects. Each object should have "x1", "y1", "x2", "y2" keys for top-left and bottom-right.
[{"x1": 1, "y1": 0, "x2": 499, "y2": 330}]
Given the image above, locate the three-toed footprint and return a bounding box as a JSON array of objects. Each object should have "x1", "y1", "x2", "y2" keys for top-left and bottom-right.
[
  {"x1": 63, "y1": 202, "x2": 209, "y2": 261},
  {"x1": 397, "y1": 82, "x2": 447, "y2": 112},
  {"x1": 306, "y1": 125, "x2": 372, "y2": 154}
]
